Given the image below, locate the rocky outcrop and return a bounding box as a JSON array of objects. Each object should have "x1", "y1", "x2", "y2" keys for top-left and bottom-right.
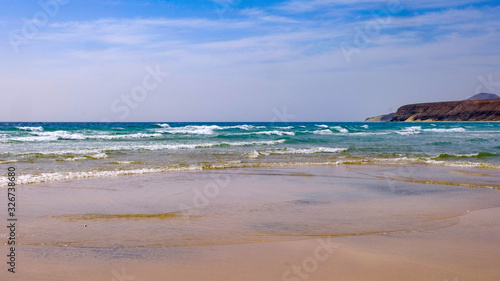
[
  {"x1": 365, "y1": 113, "x2": 395, "y2": 122},
  {"x1": 390, "y1": 98, "x2": 500, "y2": 122}
]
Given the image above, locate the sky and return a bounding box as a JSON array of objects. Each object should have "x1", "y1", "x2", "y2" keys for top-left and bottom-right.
[{"x1": 1, "y1": 0, "x2": 499, "y2": 122}]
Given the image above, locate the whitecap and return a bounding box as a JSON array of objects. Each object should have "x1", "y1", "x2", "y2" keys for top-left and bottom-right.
[
  {"x1": 12, "y1": 131, "x2": 163, "y2": 142},
  {"x1": 220, "y1": 125, "x2": 265, "y2": 130},
  {"x1": 12, "y1": 139, "x2": 287, "y2": 157},
  {"x1": 89, "y1": 133, "x2": 163, "y2": 140},
  {"x1": 263, "y1": 147, "x2": 347, "y2": 155},
  {"x1": 11, "y1": 130, "x2": 86, "y2": 142},
  {"x1": 332, "y1": 126, "x2": 349, "y2": 133},
  {"x1": 224, "y1": 139, "x2": 286, "y2": 147},
  {"x1": 313, "y1": 129, "x2": 333, "y2": 135},
  {"x1": 255, "y1": 130, "x2": 295, "y2": 136},
  {"x1": 154, "y1": 125, "x2": 221, "y2": 135},
  {"x1": 16, "y1": 126, "x2": 44, "y2": 131},
  {"x1": 423, "y1": 128, "x2": 466, "y2": 133},
  {"x1": 156, "y1": 123, "x2": 171, "y2": 128},
  {"x1": 396, "y1": 126, "x2": 422, "y2": 135}
]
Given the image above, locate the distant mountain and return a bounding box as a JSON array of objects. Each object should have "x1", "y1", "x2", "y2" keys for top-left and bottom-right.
[
  {"x1": 365, "y1": 112, "x2": 395, "y2": 122},
  {"x1": 465, "y1": 93, "x2": 500, "y2": 100}
]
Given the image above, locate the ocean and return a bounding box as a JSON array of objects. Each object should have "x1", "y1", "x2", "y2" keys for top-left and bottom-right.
[{"x1": 1, "y1": 122, "x2": 499, "y2": 185}]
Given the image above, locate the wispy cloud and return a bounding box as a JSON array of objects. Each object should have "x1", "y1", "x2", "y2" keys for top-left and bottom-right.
[{"x1": 277, "y1": 0, "x2": 492, "y2": 13}]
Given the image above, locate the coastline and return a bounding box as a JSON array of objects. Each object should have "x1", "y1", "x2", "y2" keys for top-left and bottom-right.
[{"x1": 2, "y1": 164, "x2": 500, "y2": 280}]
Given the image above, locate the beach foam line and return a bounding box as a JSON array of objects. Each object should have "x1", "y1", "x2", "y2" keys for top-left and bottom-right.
[
  {"x1": 0, "y1": 160, "x2": 342, "y2": 186},
  {"x1": 2, "y1": 156, "x2": 499, "y2": 186},
  {"x1": 0, "y1": 166, "x2": 202, "y2": 185}
]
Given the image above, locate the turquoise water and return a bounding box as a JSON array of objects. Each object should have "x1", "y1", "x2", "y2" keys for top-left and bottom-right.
[{"x1": 1, "y1": 122, "x2": 499, "y2": 185}]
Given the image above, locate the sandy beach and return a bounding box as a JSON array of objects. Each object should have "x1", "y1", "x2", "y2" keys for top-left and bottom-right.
[{"x1": 2, "y1": 164, "x2": 500, "y2": 280}]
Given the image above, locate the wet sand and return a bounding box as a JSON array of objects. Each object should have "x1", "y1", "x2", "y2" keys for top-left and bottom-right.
[{"x1": 2, "y1": 165, "x2": 500, "y2": 280}]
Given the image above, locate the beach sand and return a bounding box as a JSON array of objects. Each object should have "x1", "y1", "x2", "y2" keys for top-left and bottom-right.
[{"x1": 2, "y1": 165, "x2": 500, "y2": 280}]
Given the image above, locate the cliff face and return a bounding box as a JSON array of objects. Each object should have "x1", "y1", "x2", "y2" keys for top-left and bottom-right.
[{"x1": 391, "y1": 99, "x2": 500, "y2": 122}]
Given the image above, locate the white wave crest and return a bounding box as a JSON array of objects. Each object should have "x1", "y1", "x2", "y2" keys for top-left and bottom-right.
[
  {"x1": 154, "y1": 125, "x2": 221, "y2": 135},
  {"x1": 225, "y1": 139, "x2": 287, "y2": 146},
  {"x1": 221, "y1": 125, "x2": 265, "y2": 130},
  {"x1": 9, "y1": 139, "x2": 287, "y2": 157},
  {"x1": 154, "y1": 124, "x2": 267, "y2": 134},
  {"x1": 16, "y1": 126, "x2": 44, "y2": 131},
  {"x1": 396, "y1": 126, "x2": 422, "y2": 135},
  {"x1": 11, "y1": 131, "x2": 86, "y2": 142},
  {"x1": 89, "y1": 133, "x2": 163, "y2": 140},
  {"x1": 423, "y1": 128, "x2": 466, "y2": 133},
  {"x1": 255, "y1": 130, "x2": 295, "y2": 136},
  {"x1": 332, "y1": 126, "x2": 349, "y2": 133},
  {"x1": 313, "y1": 129, "x2": 333, "y2": 135},
  {"x1": 156, "y1": 123, "x2": 171, "y2": 128},
  {"x1": 11, "y1": 131, "x2": 163, "y2": 142},
  {"x1": 262, "y1": 147, "x2": 347, "y2": 155}
]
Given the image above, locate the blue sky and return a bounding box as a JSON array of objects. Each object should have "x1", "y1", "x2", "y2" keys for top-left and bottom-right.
[{"x1": 1, "y1": 0, "x2": 499, "y2": 121}]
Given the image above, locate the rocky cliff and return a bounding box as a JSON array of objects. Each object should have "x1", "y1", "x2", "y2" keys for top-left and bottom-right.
[
  {"x1": 390, "y1": 98, "x2": 500, "y2": 122},
  {"x1": 365, "y1": 113, "x2": 395, "y2": 122}
]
